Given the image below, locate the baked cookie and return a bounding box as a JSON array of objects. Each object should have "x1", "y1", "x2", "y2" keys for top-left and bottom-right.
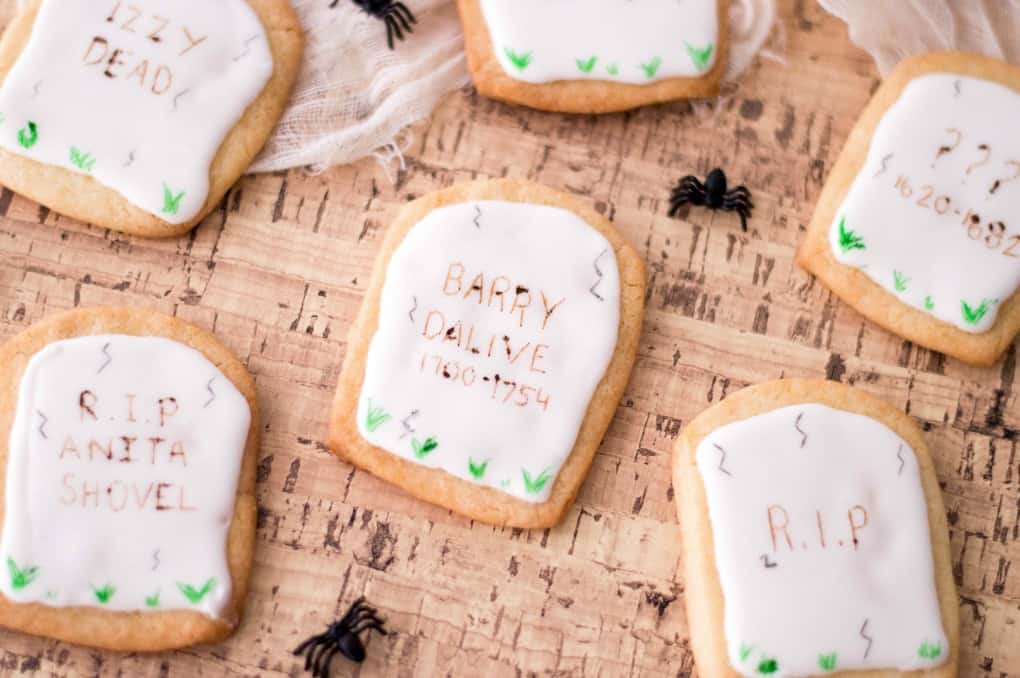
[
  {"x1": 0, "y1": 0, "x2": 303, "y2": 238},
  {"x1": 798, "y1": 52, "x2": 1020, "y2": 366},
  {"x1": 329, "y1": 179, "x2": 645, "y2": 528},
  {"x1": 0, "y1": 307, "x2": 259, "y2": 651},
  {"x1": 456, "y1": 0, "x2": 727, "y2": 114},
  {"x1": 674, "y1": 379, "x2": 958, "y2": 678}
]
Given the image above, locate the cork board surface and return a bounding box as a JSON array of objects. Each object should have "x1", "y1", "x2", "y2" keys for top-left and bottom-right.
[{"x1": 0, "y1": 1, "x2": 1017, "y2": 676}]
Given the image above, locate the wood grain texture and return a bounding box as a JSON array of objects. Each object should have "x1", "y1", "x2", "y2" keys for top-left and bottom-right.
[{"x1": 0, "y1": 1, "x2": 1017, "y2": 676}]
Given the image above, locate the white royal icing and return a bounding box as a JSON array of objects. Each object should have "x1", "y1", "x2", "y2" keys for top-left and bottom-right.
[
  {"x1": 830, "y1": 73, "x2": 1020, "y2": 333},
  {"x1": 696, "y1": 404, "x2": 948, "y2": 677},
  {"x1": 478, "y1": 0, "x2": 718, "y2": 85},
  {"x1": 0, "y1": 0, "x2": 272, "y2": 224},
  {"x1": 0, "y1": 335, "x2": 251, "y2": 618},
  {"x1": 358, "y1": 200, "x2": 620, "y2": 503}
]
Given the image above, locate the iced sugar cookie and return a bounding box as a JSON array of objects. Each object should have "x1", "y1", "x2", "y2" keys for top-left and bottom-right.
[
  {"x1": 799, "y1": 52, "x2": 1020, "y2": 365},
  {"x1": 674, "y1": 379, "x2": 958, "y2": 678},
  {"x1": 456, "y1": 0, "x2": 727, "y2": 113},
  {"x1": 329, "y1": 179, "x2": 645, "y2": 527},
  {"x1": 0, "y1": 0, "x2": 302, "y2": 237},
  {"x1": 0, "y1": 307, "x2": 259, "y2": 651}
]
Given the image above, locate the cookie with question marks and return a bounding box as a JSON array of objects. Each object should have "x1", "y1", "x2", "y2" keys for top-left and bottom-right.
[
  {"x1": 799, "y1": 52, "x2": 1020, "y2": 365},
  {"x1": 0, "y1": 307, "x2": 259, "y2": 651},
  {"x1": 0, "y1": 0, "x2": 302, "y2": 237},
  {"x1": 456, "y1": 0, "x2": 727, "y2": 113},
  {"x1": 674, "y1": 378, "x2": 958, "y2": 678},
  {"x1": 329, "y1": 179, "x2": 645, "y2": 528}
]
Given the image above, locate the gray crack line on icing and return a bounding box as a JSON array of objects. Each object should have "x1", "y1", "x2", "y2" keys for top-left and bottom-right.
[
  {"x1": 408, "y1": 295, "x2": 418, "y2": 323},
  {"x1": 37, "y1": 411, "x2": 48, "y2": 439},
  {"x1": 713, "y1": 443, "x2": 731, "y2": 476},
  {"x1": 897, "y1": 444, "x2": 905, "y2": 475},
  {"x1": 473, "y1": 205, "x2": 482, "y2": 228},
  {"x1": 98, "y1": 342, "x2": 112, "y2": 373},
  {"x1": 204, "y1": 377, "x2": 216, "y2": 408},
  {"x1": 31, "y1": 80, "x2": 42, "y2": 98},
  {"x1": 860, "y1": 618, "x2": 873, "y2": 659},
  {"x1": 152, "y1": 549, "x2": 161, "y2": 571},
  {"x1": 873, "y1": 153, "x2": 893, "y2": 178},
  {"x1": 760, "y1": 554, "x2": 777, "y2": 568},
  {"x1": 954, "y1": 79, "x2": 961, "y2": 97},
  {"x1": 233, "y1": 34, "x2": 260, "y2": 62},
  {"x1": 794, "y1": 411, "x2": 807, "y2": 448},
  {"x1": 590, "y1": 248, "x2": 608, "y2": 301},
  {"x1": 123, "y1": 150, "x2": 135, "y2": 167},
  {"x1": 173, "y1": 89, "x2": 190, "y2": 111},
  {"x1": 399, "y1": 409, "x2": 420, "y2": 440}
]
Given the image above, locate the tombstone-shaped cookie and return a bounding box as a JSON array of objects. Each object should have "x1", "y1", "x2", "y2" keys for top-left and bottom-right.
[
  {"x1": 0, "y1": 0, "x2": 302, "y2": 237},
  {"x1": 329, "y1": 179, "x2": 645, "y2": 527},
  {"x1": 674, "y1": 379, "x2": 958, "y2": 677},
  {"x1": 799, "y1": 53, "x2": 1020, "y2": 365},
  {"x1": 456, "y1": 0, "x2": 727, "y2": 113},
  {"x1": 0, "y1": 308, "x2": 258, "y2": 651}
]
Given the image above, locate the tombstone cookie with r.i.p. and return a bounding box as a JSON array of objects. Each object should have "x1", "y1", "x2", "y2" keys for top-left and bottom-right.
[
  {"x1": 0, "y1": 0, "x2": 302, "y2": 237},
  {"x1": 799, "y1": 52, "x2": 1020, "y2": 366},
  {"x1": 329, "y1": 179, "x2": 645, "y2": 528},
  {"x1": 0, "y1": 307, "x2": 259, "y2": 651},
  {"x1": 674, "y1": 379, "x2": 958, "y2": 678}
]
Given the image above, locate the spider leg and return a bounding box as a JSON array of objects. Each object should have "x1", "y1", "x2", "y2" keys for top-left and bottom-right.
[
  {"x1": 314, "y1": 644, "x2": 340, "y2": 678},
  {"x1": 329, "y1": 0, "x2": 340, "y2": 7},
  {"x1": 305, "y1": 638, "x2": 328, "y2": 672},
  {"x1": 349, "y1": 616, "x2": 387, "y2": 636},
  {"x1": 726, "y1": 186, "x2": 751, "y2": 199},
  {"x1": 337, "y1": 598, "x2": 366, "y2": 628},
  {"x1": 390, "y1": 15, "x2": 408, "y2": 43},
  {"x1": 391, "y1": 3, "x2": 417, "y2": 29},
  {"x1": 384, "y1": 17, "x2": 396, "y2": 49},
  {"x1": 294, "y1": 632, "x2": 325, "y2": 657}
]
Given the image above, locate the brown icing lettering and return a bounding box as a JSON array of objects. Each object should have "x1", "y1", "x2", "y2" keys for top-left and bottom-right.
[
  {"x1": 848, "y1": 505, "x2": 868, "y2": 549},
  {"x1": 79, "y1": 390, "x2": 98, "y2": 421},
  {"x1": 158, "y1": 397, "x2": 178, "y2": 426},
  {"x1": 767, "y1": 505, "x2": 793, "y2": 552}
]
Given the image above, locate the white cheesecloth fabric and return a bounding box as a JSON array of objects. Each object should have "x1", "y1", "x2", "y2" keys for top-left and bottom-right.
[
  {"x1": 817, "y1": 0, "x2": 1020, "y2": 76},
  {"x1": 250, "y1": 0, "x2": 779, "y2": 173}
]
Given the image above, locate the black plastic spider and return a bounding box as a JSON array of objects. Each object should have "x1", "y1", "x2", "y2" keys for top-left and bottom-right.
[
  {"x1": 330, "y1": 0, "x2": 417, "y2": 50},
  {"x1": 669, "y1": 168, "x2": 754, "y2": 232},
  {"x1": 293, "y1": 597, "x2": 387, "y2": 676}
]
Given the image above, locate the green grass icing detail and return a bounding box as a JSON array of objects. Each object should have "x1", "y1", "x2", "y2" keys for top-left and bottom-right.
[
  {"x1": 918, "y1": 640, "x2": 942, "y2": 661},
  {"x1": 7, "y1": 557, "x2": 39, "y2": 591},
  {"x1": 962, "y1": 299, "x2": 995, "y2": 325},
  {"x1": 93, "y1": 584, "x2": 116, "y2": 604},
  {"x1": 607, "y1": 63, "x2": 619, "y2": 76},
  {"x1": 738, "y1": 644, "x2": 754, "y2": 662},
  {"x1": 818, "y1": 653, "x2": 837, "y2": 671},
  {"x1": 17, "y1": 121, "x2": 37, "y2": 149},
  {"x1": 640, "y1": 56, "x2": 663, "y2": 79},
  {"x1": 161, "y1": 183, "x2": 185, "y2": 215},
  {"x1": 178, "y1": 578, "x2": 216, "y2": 604},
  {"x1": 837, "y1": 216, "x2": 865, "y2": 252},
  {"x1": 924, "y1": 295, "x2": 935, "y2": 311},
  {"x1": 365, "y1": 400, "x2": 391, "y2": 432},
  {"x1": 576, "y1": 56, "x2": 597, "y2": 73},
  {"x1": 412, "y1": 436, "x2": 438, "y2": 459},
  {"x1": 522, "y1": 467, "x2": 553, "y2": 494},
  {"x1": 468, "y1": 458, "x2": 489, "y2": 479},
  {"x1": 504, "y1": 48, "x2": 533, "y2": 71},
  {"x1": 70, "y1": 146, "x2": 96, "y2": 172},
  {"x1": 145, "y1": 591, "x2": 161, "y2": 608},
  {"x1": 893, "y1": 270, "x2": 910, "y2": 292},
  {"x1": 757, "y1": 657, "x2": 778, "y2": 675},
  {"x1": 685, "y1": 42, "x2": 714, "y2": 70}
]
